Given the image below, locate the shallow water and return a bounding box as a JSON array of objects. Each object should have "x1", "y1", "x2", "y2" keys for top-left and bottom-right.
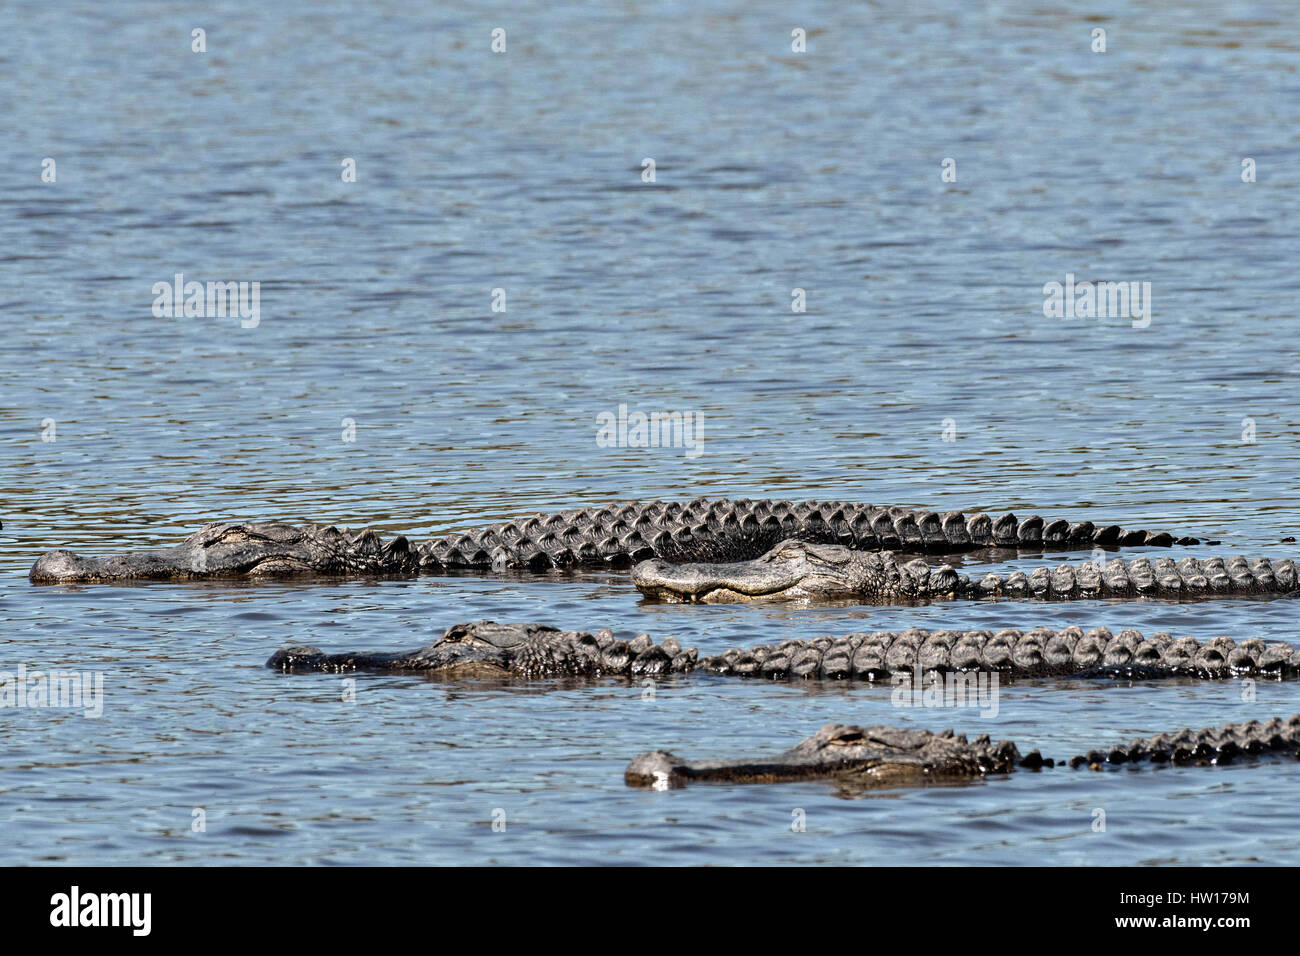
[{"x1": 2, "y1": 1, "x2": 1299, "y2": 865}]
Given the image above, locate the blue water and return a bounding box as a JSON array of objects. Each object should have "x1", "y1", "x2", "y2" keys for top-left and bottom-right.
[{"x1": 2, "y1": 1, "x2": 1299, "y2": 865}]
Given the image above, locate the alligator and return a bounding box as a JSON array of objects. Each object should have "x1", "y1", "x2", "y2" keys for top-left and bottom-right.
[
  {"x1": 30, "y1": 496, "x2": 1300, "y2": 804},
  {"x1": 266, "y1": 619, "x2": 1300, "y2": 681},
  {"x1": 31, "y1": 500, "x2": 1293, "y2": 607},
  {"x1": 625, "y1": 715, "x2": 1300, "y2": 790},
  {"x1": 631, "y1": 539, "x2": 1298, "y2": 602},
  {"x1": 29, "y1": 498, "x2": 1205, "y2": 583}
]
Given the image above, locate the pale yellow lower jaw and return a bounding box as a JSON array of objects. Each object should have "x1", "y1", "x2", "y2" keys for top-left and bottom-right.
[
  {"x1": 248, "y1": 558, "x2": 313, "y2": 575},
  {"x1": 701, "y1": 586, "x2": 793, "y2": 603}
]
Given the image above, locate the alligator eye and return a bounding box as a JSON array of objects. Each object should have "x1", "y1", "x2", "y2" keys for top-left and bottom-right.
[{"x1": 829, "y1": 730, "x2": 866, "y2": 745}]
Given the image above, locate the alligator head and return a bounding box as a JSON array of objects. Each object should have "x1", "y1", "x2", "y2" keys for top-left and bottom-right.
[
  {"x1": 266, "y1": 620, "x2": 664, "y2": 677},
  {"x1": 29, "y1": 522, "x2": 416, "y2": 583},
  {"x1": 267, "y1": 622, "x2": 528, "y2": 676},
  {"x1": 626, "y1": 722, "x2": 1022, "y2": 789},
  {"x1": 630, "y1": 538, "x2": 948, "y2": 602}
]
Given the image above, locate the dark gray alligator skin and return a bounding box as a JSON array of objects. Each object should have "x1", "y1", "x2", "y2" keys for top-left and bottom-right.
[
  {"x1": 625, "y1": 723, "x2": 1022, "y2": 789},
  {"x1": 630, "y1": 542, "x2": 1297, "y2": 602},
  {"x1": 267, "y1": 620, "x2": 1300, "y2": 681},
  {"x1": 417, "y1": 498, "x2": 1201, "y2": 569},
  {"x1": 30, "y1": 497, "x2": 1202, "y2": 582},
  {"x1": 625, "y1": 715, "x2": 1300, "y2": 789}
]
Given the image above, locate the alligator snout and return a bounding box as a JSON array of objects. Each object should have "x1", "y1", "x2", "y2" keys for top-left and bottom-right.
[
  {"x1": 29, "y1": 547, "x2": 179, "y2": 583},
  {"x1": 267, "y1": 645, "x2": 328, "y2": 670},
  {"x1": 625, "y1": 751, "x2": 689, "y2": 788},
  {"x1": 30, "y1": 549, "x2": 100, "y2": 584}
]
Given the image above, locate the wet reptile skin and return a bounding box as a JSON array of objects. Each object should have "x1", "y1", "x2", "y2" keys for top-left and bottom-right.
[
  {"x1": 30, "y1": 497, "x2": 1203, "y2": 582},
  {"x1": 267, "y1": 620, "x2": 1300, "y2": 682},
  {"x1": 625, "y1": 715, "x2": 1300, "y2": 790}
]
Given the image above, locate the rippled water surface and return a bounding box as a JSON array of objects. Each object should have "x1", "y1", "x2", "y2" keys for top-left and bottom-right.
[{"x1": 2, "y1": 1, "x2": 1299, "y2": 865}]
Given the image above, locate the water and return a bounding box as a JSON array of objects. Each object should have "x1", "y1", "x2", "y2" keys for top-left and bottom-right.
[{"x1": 2, "y1": 1, "x2": 1299, "y2": 865}]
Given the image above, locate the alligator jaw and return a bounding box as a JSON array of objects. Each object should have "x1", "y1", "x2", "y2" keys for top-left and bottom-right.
[
  {"x1": 631, "y1": 539, "x2": 876, "y2": 602},
  {"x1": 629, "y1": 556, "x2": 810, "y2": 602}
]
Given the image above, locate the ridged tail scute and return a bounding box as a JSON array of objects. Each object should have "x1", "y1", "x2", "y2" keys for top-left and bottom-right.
[
  {"x1": 1070, "y1": 715, "x2": 1300, "y2": 768},
  {"x1": 969, "y1": 555, "x2": 1296, "y2": 600},
  {"x1": 698, "y1": 626, "x2": 1300, "y2": 681},
  {"x1": 416, "y1": 499, "x2": 1200, "y2": 571}
]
